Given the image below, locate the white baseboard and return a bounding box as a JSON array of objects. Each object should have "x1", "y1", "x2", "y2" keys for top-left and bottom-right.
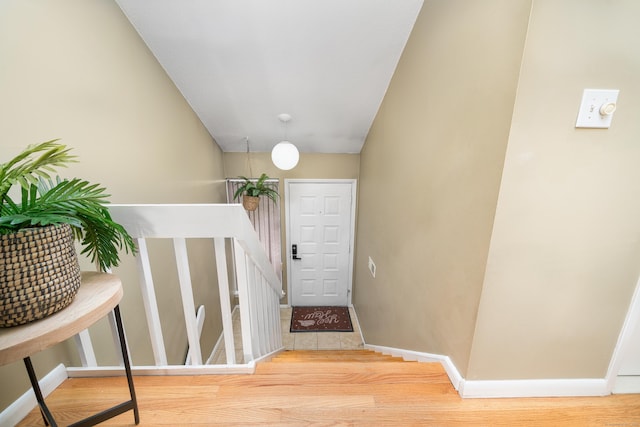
[
  {"x1": 67, "y1": 363, "x2": 255, "y2": 377},
  {"x1": 348, "y1": 306, "x2": 367, "y2": 350},
  {"x1": 0, "y1": 363, "x2": 68, "y2": 427},
  {"x1": 364, "y1": 344, "x2": 611, "y2": 398},
  {"x1": 364, "y1": 344, "x2": 464, "y2": 391},
  {"x1": 460, "y1": 378, "x2": 608, "y2": 398}
]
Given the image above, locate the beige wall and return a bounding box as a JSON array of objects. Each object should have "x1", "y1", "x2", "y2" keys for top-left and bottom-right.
[
  {"x1": 358, "y1": 0, "x2": 640, "y2": 382},
  {"x1": 223, "y1": 152, "x2": 360, "y2": 182},
  {"x1": 354, "y1": 0, "x2": 532, "y2": 376},
  {"x1": 223, "y1": 152, "x2": 359, "y2": 297},
  {"x1": 467, "y1": 0, "x2": 640, "y2": 380},
  {"x1": 3, "y1": 0, "x2": 638, "y2": 414},
  {"x1": 0, "y1": 0, "x2": 225, "y2": 409}
]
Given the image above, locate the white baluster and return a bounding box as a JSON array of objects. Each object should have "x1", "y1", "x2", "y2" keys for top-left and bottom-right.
[
  {"x1": 73, "y1": 330, "x2": 97, "y2": 367},
  {"x1": 214, "y1": 237, "x2": 236, "y2": 364},
  {"x1": 234, "y1": 240, "x2": 254, "y2": 363},
  {"x1": 136, "y1": 238, "x2": 168, "y2": 366},
  {"x1": 173, "y1": 238, "x2": 202, "y2": 366}
]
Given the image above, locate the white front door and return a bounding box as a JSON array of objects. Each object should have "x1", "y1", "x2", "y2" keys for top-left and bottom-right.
[{"x1": 287, "y1": 180, "x2": 355, "y2": 306}]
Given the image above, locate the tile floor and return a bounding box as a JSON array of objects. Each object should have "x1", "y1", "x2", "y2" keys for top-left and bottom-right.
[
  {"x1": 211, "y1": 306, "x2": 364, "y2": 364},
  {"x1": 280, "y1": 306, "x2": 364, "y2": 351}
]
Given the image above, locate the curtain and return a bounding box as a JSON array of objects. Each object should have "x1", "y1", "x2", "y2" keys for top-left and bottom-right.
[{"x1": 226, "y1": 178, "x2": 282, "y2": 281}]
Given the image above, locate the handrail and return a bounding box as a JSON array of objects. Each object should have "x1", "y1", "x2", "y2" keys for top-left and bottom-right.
[
  {"x1": 109, "y1": 204, "x2": 281, "y2": 293},
  {"x1": 72, "y1": 204, "x2": 283, "y2": 374}
]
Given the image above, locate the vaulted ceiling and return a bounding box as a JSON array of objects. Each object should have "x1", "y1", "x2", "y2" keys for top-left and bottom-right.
[{"x1": 116, "y1": 0, "x2": 423, "y2": 153}]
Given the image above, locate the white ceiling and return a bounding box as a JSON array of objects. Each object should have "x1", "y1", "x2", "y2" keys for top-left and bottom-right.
[{"x1": 116, "y1": 0, "x2": 423, "y2": 153}]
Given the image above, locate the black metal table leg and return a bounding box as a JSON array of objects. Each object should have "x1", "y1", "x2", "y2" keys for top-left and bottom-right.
[
  {"x1": 68, "y1": 305, "x2": 139, "y2": 427},
  {"x1": 23, "y1": 357, "x2": 57, "y2": 427},
  {"x1": 22, "y1": 305, "x2": 139, "y2": 427},
  {"x1": 114, "y1": 304, "x2": 140, "y2": 425}
]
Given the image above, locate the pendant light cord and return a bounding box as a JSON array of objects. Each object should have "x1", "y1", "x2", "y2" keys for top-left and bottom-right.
[
  {"x1": 245, "y1": 137, "x2": 254, "y2": 178},
  {"x1": 283, "y1": 118, "x2": 288, "y2": 141}
]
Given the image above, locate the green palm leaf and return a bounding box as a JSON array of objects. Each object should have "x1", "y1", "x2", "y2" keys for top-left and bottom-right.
[
  {"x1": 1, "y1": 142, "x2": 136, "y2": 271},
  {"x1": 0, "y1": 140, "x2": 76, "y2": 202}
]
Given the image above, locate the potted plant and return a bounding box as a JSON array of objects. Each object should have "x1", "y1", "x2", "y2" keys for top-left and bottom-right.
[
  {"x1": 0, "y1": 140, "x2": 136, "y2": 327},
  {"x1": 233, "y1": 173, "x2": 279, "y2": 211}
]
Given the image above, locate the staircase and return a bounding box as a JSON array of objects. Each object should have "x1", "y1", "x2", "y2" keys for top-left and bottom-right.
[
  {"x1": 18, "y1": 349, "x2": 636, "y2": 426},
  {"x1": 257, "y1": 349, "x2": 452, "y2": 393},
  {"x1": 259, "y1": 349, "x2": 450, "y2": 380},
  {"x1": 266, "y1": 349, "x2": 414, "y2": 364}
]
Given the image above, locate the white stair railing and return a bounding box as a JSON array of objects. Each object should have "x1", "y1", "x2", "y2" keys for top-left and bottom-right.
[{"x1": 69, "y1": 204, "x2": 283, "y2": 376}]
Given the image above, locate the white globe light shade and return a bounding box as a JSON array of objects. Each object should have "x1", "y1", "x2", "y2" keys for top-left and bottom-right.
[{"x1": 271, "y1": 141, "x2": 299, "y2": 170}]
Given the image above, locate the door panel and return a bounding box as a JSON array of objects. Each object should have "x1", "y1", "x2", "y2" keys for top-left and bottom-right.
[{"x1": 289, "y1": 182, "x2": 354, "y2": 306}]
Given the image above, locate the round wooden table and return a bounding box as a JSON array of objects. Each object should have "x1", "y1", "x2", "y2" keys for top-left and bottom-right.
[{"x1": 0, "y1": 272, "x2": 139, "y2": 426}]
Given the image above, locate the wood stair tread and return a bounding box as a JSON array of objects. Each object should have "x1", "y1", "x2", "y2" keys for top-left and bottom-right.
[
  {"x1": 256, "y1": 350, "x2": 446, "y2": 380},
  {"x1": 256, "y1": 361, "x2": 444, "y2": 376},
  {"x1": 271, "y1": 349, "x2": 406, "y2": 362}
]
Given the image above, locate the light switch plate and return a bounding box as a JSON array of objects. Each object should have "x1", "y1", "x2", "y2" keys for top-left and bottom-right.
[{"x1": 576, "y1": 89, "x2": 619, "y2": 128}]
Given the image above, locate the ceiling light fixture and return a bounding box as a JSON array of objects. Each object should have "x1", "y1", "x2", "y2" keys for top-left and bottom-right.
[{"x1": 271, "y1": 113, "x2": 299, "y2": 170}]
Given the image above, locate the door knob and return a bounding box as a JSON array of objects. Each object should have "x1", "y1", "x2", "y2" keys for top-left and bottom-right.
[{"x1": 292, "y1": 244, "x2": 301, "y2": 260}]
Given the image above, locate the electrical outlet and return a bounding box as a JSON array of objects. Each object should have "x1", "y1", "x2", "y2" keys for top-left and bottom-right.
[{"x1": 368, "y1": 256, "x2": 376, "y2": 278}]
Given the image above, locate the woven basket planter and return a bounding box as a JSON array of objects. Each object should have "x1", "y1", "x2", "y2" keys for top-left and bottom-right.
[
  {"x1": 0, "y1": 223, "x2": 81, "y2": 327},
  {"x1": 242, "y1": 195, "x2": 260, "y2": 211}
]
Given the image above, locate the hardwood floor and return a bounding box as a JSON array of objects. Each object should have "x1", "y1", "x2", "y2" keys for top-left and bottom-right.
[{"x1": 18, "y1": 350, "x2": 640, "y2": 426}]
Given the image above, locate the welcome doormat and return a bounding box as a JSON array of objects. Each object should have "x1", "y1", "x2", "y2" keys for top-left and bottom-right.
[{"x1": 290, "y1": 306, "x2": 353, "y2": 333}]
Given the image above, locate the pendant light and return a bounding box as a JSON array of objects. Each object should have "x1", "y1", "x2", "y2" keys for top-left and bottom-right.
[{"x1": 271, "y1": 113, "x2": 299, "y2": 170}]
